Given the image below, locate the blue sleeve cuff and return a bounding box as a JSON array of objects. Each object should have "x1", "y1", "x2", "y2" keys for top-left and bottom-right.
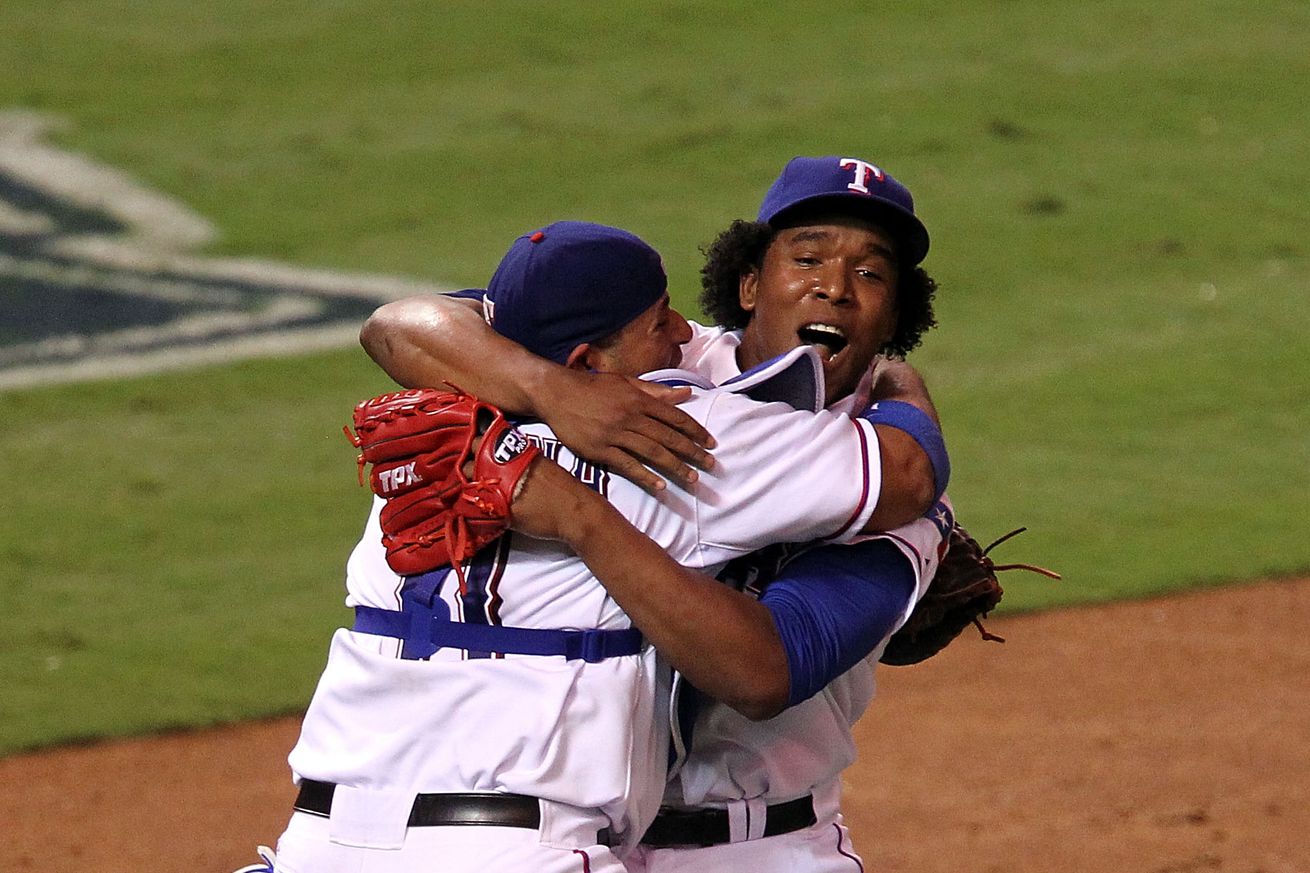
[{"x1": 859, "y1": 400, "x2": 950, "y2": 501}]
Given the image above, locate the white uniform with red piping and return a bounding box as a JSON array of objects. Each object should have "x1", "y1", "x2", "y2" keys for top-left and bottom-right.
[
  {"x1": 271, "y1": 347, "x2": 890, "y2": 873},
  {"x1": 623, "y1": 322, "x2": 951, "y2": 873}
]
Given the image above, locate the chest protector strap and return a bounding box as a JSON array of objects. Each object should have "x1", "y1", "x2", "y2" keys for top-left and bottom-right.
[{"x1": 352, "y1": 566, "x2": 641, "y2": 664}]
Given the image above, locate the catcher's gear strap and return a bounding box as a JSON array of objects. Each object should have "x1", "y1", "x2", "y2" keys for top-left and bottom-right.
[
  {"x1": 761, "y1": 539, "x2": 915, "y2": 706},
  {"x1": 859, "y1": 400, "x2": 950, "y2": 501},
  {"x1": 353, "y1": 606, "x2": 644, "y2": 663}
]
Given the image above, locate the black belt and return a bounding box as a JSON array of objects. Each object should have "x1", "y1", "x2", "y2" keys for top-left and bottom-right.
[
  {"x1": 639, "y1": 795, "x2": 817, "y2": 847},
  {"x1": 294, "y1": 780, "x2": 541, "y2": 829}
]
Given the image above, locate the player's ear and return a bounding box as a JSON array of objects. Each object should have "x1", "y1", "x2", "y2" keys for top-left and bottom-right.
[
  {"x1": 563, "y1": 342, "x2": 595, "y2": 371},
  {"x1": 739, "y1": 270, "x2": 759, "y2": 313}
]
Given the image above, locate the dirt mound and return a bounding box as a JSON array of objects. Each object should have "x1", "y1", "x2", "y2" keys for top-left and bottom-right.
[{"x1": 4, "y1": 577, "x2": 1307, "y2": 873}]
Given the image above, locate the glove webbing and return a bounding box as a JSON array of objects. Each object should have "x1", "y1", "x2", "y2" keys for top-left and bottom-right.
[{"x1": 971, "y1": 527, "x2": 1062, "y2": 643}]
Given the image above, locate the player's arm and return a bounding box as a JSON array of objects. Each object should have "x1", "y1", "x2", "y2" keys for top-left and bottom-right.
[
  {"x1": 512, "y1": 460, "x2": 914, "y2": 720},
  {"x1": 360, "y1": 294, "x2": 714, "y2": 491},
  {"x1": 512, "y1": 458, "x2": 789, "y2": 718},
  {"x1": 759, "y1": 540, "x2": 915, "y2": 709},
  {"x1": 688, "y1": 387, "x2": 947, "y2": 547}
]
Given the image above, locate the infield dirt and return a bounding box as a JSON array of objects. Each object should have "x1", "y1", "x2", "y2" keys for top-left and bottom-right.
[{"x1": 3, "y1": 577, "x2": 1306, "y2": 873}]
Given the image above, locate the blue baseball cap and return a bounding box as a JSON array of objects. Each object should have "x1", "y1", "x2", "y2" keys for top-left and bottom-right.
[
  {"x1": 485, "y1": 221, "x2": 668, "y2": 364},
  {"x1": 757, "y1": 156, "x2": 930, "y2": 265}
]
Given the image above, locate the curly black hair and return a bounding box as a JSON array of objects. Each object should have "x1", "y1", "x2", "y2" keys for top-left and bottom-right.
[{"x1": 698, "y1": 219, "x2": 938, "y2": 358}]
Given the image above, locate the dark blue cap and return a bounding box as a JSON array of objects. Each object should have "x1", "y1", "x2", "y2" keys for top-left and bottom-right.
[
  {"x1": 757, "y1": 156, "x2": 930, "y2": 265},
  {"x1": 485, "y1": 221, "x2": 668, "y2": 364}
]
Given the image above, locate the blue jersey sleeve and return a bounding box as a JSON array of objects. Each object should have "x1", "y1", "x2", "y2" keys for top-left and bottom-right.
[{"x1": 760, "y1": 538, "x2": 916, "y2": 708}]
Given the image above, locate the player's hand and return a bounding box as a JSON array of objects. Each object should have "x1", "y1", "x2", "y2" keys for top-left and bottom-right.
[
  {"x1": 868, "y1": 358, "x2": 940, "y2": 424},
  {"x1": 535, "y1": 369, "x2": 716, "y2": 493}
]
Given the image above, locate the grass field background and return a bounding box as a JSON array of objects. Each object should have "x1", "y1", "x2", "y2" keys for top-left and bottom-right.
[{"x1": 2, "y1": 0, "x2": 1307, "y2": 753}]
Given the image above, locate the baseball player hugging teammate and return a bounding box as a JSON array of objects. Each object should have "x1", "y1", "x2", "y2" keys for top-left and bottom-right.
[
  {"x1": 243, "y1": 159, "x2": 964, "y2": 865},
  {"x1": 330, "y1": 156, "x2": 953, "y2": 870}
]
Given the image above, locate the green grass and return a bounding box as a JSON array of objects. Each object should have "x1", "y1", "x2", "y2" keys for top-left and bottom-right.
[
  {"x1": 2, "y1": 0, "x2": 1308, "y2": 752},
  {"x1": 0, "y1": 352, "x2": 400, "y2": 750},
  {"x1": 930, "y1": 258, "x2": 1310, "y2": 608}
]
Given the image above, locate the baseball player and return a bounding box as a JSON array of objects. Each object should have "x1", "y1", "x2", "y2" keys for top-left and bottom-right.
[
  {"x1": 631, "y1": 156, "x2": 948, "y2": 865},
  {"x1": 259, "y1": 218, "x2": 947, "y2": 873},
  {"x1": 359, "y1": 156, "x2": 950, "y2": 871},
  {"x1": 633, "y1": 158, "x2": 945, "y2": 873}
]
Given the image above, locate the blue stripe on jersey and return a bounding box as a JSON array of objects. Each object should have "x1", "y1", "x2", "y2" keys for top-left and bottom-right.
[
  {"x1": 761, "y1": 539, "x2": 915, "y2": 707},
  {"x1": 459, "y1": 534, "x2": 513, "y2": 659}
]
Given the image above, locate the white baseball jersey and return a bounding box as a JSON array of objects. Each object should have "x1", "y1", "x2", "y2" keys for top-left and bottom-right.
[
  {"x1": 651, "y1": 321, "x2": 953, "y2": 863},
  {"x1": 667, "y1": 501, "x2": 952, "y2": 809},
  {"x1": 282, "y1": 348, "x2": 888, "y2": 866}
]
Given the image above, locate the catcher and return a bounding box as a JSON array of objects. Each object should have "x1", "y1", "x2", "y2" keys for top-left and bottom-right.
[{"x1": 352, "y1": 158, "x2": 1060, "y2": 873}]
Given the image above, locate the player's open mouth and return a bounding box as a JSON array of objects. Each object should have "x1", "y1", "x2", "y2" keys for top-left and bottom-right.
[{"x1": 797, "y1": 323, "x2": 848, "y2": 360}]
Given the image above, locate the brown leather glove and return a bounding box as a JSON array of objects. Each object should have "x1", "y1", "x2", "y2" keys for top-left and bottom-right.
[
  {"x1": 346, "y1": 388, "x2": 539, "y2": 582},
  {"x1": 880, "y1": 524, "x2": 1060, "y2": 666}
]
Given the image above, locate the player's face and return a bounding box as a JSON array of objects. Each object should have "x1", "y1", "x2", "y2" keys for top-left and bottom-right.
[
  {"x1": 588, "y1": 294, "x2": 690, "y2": 377},
  {"x1": 737, "y1": 217, "x2": 899, "y2": 405}
]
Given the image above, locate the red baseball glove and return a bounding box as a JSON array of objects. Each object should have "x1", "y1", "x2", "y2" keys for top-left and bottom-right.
[{"x1": 346, "y1": 388, "x2": 540, "y2": 584}]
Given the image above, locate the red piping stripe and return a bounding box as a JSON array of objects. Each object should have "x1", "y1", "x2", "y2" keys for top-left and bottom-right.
[
  {"x1": 830, "y1": 421, "x2": 873, "y2": 538},
  {"x1": 833, "y1": 822, "x2": 865, "y2": 871}
]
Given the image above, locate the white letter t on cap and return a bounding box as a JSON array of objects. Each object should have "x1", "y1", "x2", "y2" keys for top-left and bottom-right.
[{"x1": 839, "y1": 158, "x2": 885, "y2": 194}]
